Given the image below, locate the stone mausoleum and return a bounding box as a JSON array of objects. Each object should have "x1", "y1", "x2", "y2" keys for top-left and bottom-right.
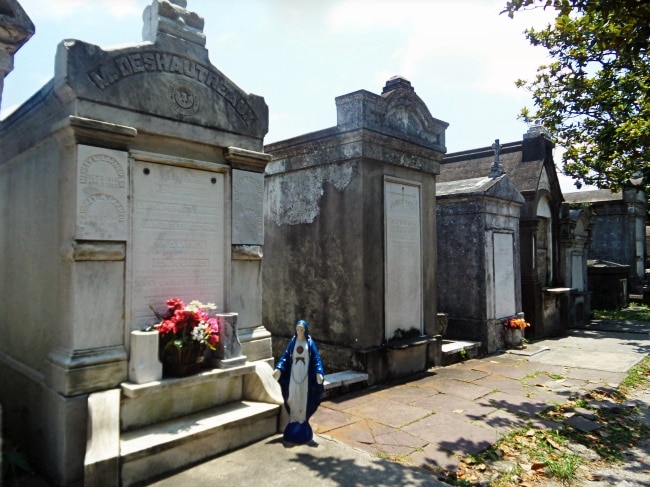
[
  {"x1": 264, "y1": 77, "x2": 448, "y2": 384},
  {"x1": 436, "y1": 147, "x2": 525, "y2": 353},
  {"x1": 0, "y1": 1, "x2": 281, "y2": 485},
  {"x1": 439, "y1": 126, "x2": 571, "y2": 340},
  {"x1": 564, "y1": 188, "x2": 647, "y2": 295}
]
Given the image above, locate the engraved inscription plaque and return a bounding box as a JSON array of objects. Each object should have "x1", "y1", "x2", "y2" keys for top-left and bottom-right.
[
  {"x1": 76, "y1": 145, "x2": 128, "y2": 240},
  {"x1": 130, "y1": 160, "x2": 225, "y2": 328},
  {"x1": 571, "y1": 252, "x2": 584, "y2": 291},
  {"x1": 493, "y1": 232, "x2": 516, "y2": 318},
  {"x1": 384, "y1": 179, "x2": 422, "y2": 341},
  {"x1": 232, "y1": 169, "x2": 263, "y2": 244}
]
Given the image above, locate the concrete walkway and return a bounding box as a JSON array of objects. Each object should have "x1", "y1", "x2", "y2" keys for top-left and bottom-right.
[{"x1": 150, "y1": 323, "x2": 650, "y2": 486}]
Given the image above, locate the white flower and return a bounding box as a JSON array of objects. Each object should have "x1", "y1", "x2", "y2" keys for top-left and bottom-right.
[{"x1": 191, "y1": 322, "x2": 211, "y2": 344}]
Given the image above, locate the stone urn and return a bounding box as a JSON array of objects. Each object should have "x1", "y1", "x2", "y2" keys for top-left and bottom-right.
[{"x1": 504, "y1": 327, "x2": 523, "y2": 349}]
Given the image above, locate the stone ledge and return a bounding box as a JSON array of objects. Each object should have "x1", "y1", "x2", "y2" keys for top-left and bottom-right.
[
  {"x1": 323, "y1": 370, "x2": 368, "y2": 390},
  {"x1": 121, "y1": 363, "x2": 255, "y2": 399},
  {"x1": 441, "y1": 340, "x2": 481, "y2": 355},
  {"x1": 386, "y1": 335, "x2": 434, "y2": 350}
]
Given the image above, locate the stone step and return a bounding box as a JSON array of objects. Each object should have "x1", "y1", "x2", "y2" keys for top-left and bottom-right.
[
  {"x1": 120, "y1": 364, "x2": 256, "y2": 431},
  {"x1": 120, "y1": 400, "x2": 280, "y2": 487},
  {"x1": 441, "y1": 340, "x2": 481, "y2": 366}
]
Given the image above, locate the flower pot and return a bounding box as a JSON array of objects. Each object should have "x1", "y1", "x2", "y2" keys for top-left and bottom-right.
[
  {"x1": 160, "y1": 340, "x2": 206, "y2": 378},
  {"x1": 163, "y1": 360, "x2": 203, "y2": 377},
  {"x1": 504, "y1": 327, "x2": 523, "y2": 348}
]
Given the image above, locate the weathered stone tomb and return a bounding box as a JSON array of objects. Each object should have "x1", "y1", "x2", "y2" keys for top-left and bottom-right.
[
  {"x1": 436, "y1": 159, "x2": 525, "y2": 353},
  {"x1": 0, "y1": 1, "x2": 280, "y2": 485},
  {"x1": 558, "y1": 203, "x2": 593, "y2": 324},
  {"x1": 264, "y1": 76, "x2": 448, "y2": 384},
  {"x1": 564, "y1": 188, "x2": 647, "y2": 295},
  {"x1": 439, "y1": 126, "x2": 569, "y2": 339}
]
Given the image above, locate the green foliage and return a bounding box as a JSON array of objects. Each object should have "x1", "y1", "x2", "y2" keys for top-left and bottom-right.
[
  {"x1": 503, "y1": 0, "x2": 650, "y2": 193},
  {"x1": 619, "y1": 354, "x2": 650, "y2": 393},
  {"x1": 593, "y1": 305, "x2": 650, "y2": 322},
  {"x1": 545, "y1": 454, "x2": 581, "y2": 485}
]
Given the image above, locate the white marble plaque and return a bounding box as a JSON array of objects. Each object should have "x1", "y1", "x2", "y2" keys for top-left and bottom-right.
[
  {"x1": 232, "y1": 170, "x2": 263, "y2": 244},
  {"x1": 130, "y1": 160, "x2": 225, "y2": 328},
  {"x1": 493, "y1": 232, "x2": 516, "y2": 318},
  {"x1": 384, "y1": 179, "x2": 422, "y2": 340},
  {"x1": 76, "y1": 145, "x2": 128, "y2": 240},
  {"x1": 571, "y1": 252, "x2": 584, "y2": 290}
]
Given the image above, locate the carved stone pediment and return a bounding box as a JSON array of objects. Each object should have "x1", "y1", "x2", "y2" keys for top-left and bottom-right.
[
  {"x1": 53, "y1": 0, "x2": 268, "y2": 138},
  {"x1": 335, "y1": 76, "x2": 448, "y2": 152}
]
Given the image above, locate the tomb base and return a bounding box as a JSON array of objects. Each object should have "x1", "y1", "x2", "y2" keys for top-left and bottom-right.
[{"x1": 386, "y1": 336, "x2": 432, "y2": 380}]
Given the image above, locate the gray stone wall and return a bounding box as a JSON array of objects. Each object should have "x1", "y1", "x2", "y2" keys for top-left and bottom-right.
[
  {"x1": 436, "y1": 176, "x2": 524, "y2": 352},
  {"x1": 265, "y1": 131, "x2": 441, "y2": 377},
  {"x1": 265, "y1": 77, "x2": 446, "y2": 382},
  {"x1": 566, "y1": 188, "x2": 647, "y2": 293},
  {"x1": 0, "y1": 2, "x2": 270, "y2": 484}
]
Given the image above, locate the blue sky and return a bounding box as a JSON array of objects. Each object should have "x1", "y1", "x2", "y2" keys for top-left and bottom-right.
[{"x1": 2, "y1": 0, "x2": 580, "y2": 190}]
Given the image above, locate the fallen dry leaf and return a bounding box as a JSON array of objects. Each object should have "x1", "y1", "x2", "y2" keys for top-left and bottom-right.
[
  {"x1": 531, "y1": 462, "x2": 546, "y2": 471},
  {"x1": 585, "y1": 473, "x2": 604, "y2": 481},
  {"x1": 546, "y1": 437, "x2": 564, "y2": 451}
]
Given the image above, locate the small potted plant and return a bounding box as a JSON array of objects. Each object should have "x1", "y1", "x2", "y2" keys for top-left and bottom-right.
[
  {"x1": 152, "y1": 298, "x2": 220, "y2": 377},
  {"x1": 504, "y1": 315, "x2": 530, "y2": 349}
]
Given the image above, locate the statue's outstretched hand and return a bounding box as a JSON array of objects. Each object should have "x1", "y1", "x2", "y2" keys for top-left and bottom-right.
[
  {"x1": 317, "y1": 373, "x2": 324, "y2": 385},
  {"x1": 272, "y1": 369, "x2": 281, "y2": 381}
]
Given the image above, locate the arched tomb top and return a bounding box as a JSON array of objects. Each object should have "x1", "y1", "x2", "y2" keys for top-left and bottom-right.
[{"x1": 335, "y1": 76, "x2": 448, "y2": 152}]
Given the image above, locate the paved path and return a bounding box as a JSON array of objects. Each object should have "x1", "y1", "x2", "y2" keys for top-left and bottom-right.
[{"x1": 151, "y1": 324, "x2": 649, "y2": 486}]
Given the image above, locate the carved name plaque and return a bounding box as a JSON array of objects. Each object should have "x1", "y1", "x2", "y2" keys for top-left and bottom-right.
[
  {"x1": 232, "y1": 170, "x2": 263, "y2": 244},
  {"x1": 76, "y1": 145, "x2": 128, "y2": 240},
  {"x1": 87, "y1": 50, "x2": 257, "y2": 125},
  {"x1": 493, "y1": 232, "x2": 516, "y2": 318},
  {"x1": 384, "y1": 179, "x2": 422, "y2": 340},
  {"x1": 130, "y1": 160, "x2": 225, "y2": 328}
]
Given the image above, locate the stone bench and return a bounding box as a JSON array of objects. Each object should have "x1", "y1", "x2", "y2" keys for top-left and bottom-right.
[{"x1": 323, "y1": 370, "x2": 368, "y2": 397}]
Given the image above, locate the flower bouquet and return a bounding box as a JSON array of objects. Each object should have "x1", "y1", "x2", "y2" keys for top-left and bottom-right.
[
  {"x1": 505, "y1": 317, "x2": 530, "y2": 330},
  {"x1": 153, "y1": 298, "x2": 220, "y2": 377}
]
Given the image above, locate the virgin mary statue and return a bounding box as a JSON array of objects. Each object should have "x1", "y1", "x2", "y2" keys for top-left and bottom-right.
[{"x1": 273, "y1": 319, "x2": 325, "y2": 443}]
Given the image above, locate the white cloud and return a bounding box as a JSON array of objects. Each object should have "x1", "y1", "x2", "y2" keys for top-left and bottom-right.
[{"x1": 327, "y1": 0, "x2": 556, "y2": 96}]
